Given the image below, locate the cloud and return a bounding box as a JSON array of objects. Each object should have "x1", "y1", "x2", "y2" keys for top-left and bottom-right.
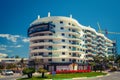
[
  {"x1": 0, "y1": 44, "x2": 22, "y2": 50},
  {"x1": 0, "y1": 53, "x2": 8, "y2": 57},
  {"x1": 0, "y1": 34, "x2": 29, "y2": 43},
  {"x1": 0, "y1": 34, "x2": 20, "y2": 42},
  {"x1": 10, "y1": 45, "x2": 22, "y2": 48},
  {"x1": 0, "y1": 45, "x2": 7, "y2": 50},
  {"x1": 16, "y1": 45, "x2": 22, "y2": 48},
  {"x1": 0, "y1": 47, "x2": 6, "y2": 50},
  {"x1": 22, "y1": 38, "x2": 29, "y2": 43}
]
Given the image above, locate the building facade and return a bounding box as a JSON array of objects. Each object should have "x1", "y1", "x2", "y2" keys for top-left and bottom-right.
[{"x1": 28, "y1": 14, "x2": 114, "y2": 71}]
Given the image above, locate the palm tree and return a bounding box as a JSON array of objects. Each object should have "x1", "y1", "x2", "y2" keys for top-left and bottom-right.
[
  {"x1": 22, "y1": 67, "x2": 35, "y2": 78},
  {"x1": 38, "y1": 67, "x2": 47, "y2": 78},
  {"x1": 32, "y1": 58, "x2": 44, "y2": 71}
]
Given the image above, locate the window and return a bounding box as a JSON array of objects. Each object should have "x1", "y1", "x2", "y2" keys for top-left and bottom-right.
[
  {"x1": 68, "y1": 28, "x2": 70, "y2": 31},
  {"x1": 49, "y1": 39, "x2": 53, "y2": 42},
  {"x1": 72, "y1": 59, "x2": 76, "y2": 63},
  {"x1": 48, "y1": 59, "x2": 52, "y2": 61},
  {"x1": 49, "y1": 21, "x2": 53, "y2": 23},
  {"x1": 69, "y1": 34, "x2": 71, "y2": 37},
  {"x1": 62, "y1": 59, "x2": 65, "y2": 61},
  {"x1": 73, "y1": 53, "x2": 76, "y2": 57},
  {"x1": 49, "y1": 46, "x2": 52, "y2": 49},
  {"x1": 39, "y1": 34, "x2": 44, "y2": 36},
  {"x1": 39, "y1": 46, "x2": 44, "y2": 49},
  {"x1": 39, "y1": 40, "x2": 44, "y2": 42},
  {"x1": 62, "y1": 39, "x2": 65, "y2": 42},
  {"x1": 62, "y1": 52, "x2": 65, "y2": 55},
  {"x1": 60, "y1": 21, "x2": 63, "y2": 24},
  {"x1": 62, "y1": 33, "x2": 65, "y2": 36},
  {"x1": 69, "y1": 46, "x2": 71, "y2": 49},
  {"x1": 48, "y1": 52, "x2": 52, "y2": 55},
  {"x1": 34, "y1": 53, "x2": 37, "y2": 56},
  {"x1": 61, "y1": 27, "x2": 64, "y2": 30},
  {"x1": 72, "y1": 24, "x2": 75, "y2": 26},
  {"x1": 49, "y1": 33, "x2": 52, "y2": 35},
  {"x1": 69, "y1": 53, "x2": 71, "y2": 55},
  {"x1": 63, "y1": 46, "x2": 66, "y2": 48},
  {"x1": 39, "y1": 52, "x2": 43, "y2": 55},
  {"x1": 68, "y1": 23, "x2": 71, "y2": 25}
]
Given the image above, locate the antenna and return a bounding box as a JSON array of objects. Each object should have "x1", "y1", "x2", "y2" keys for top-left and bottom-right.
[
  {"x1": 37, "y1": 15, "x2": 40, "y2": 19},
  {"x1": 97, "y1": 22, "x2": 102, "y2": 33},
  {"x1": 70, "y1": 14, "x2": 72, "y2": 18},
  {"x1": 48, "y1": 12, "x2": 50, "y2": 17}
]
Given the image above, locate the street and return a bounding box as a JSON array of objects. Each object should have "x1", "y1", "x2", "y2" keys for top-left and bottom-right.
[
  {"x1": 0, "y1": 73, "x2": 23, "y2": 80},
  {"x1": 81, "y1": 71, "x2": 120, "y2": 80}
]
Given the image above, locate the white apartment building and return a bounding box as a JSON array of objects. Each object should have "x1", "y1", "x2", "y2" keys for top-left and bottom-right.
[{"x1": 28, "y1": 13, "x2": 114, "y2": 71}]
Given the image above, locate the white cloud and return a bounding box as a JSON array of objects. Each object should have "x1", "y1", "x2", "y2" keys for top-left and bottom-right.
[
  {"x1": 22, "y1": 38, "x2": 29, "y2": 43},
  {"x1": 14, "y1": 45, "x2": 22, "y2": 48},
  {"x1": 6, "y1": 50, "x2": 12, "y2": 52},
  {"x1": 0, "y1": 45, "x2": 7, "y2": 50},
  {"x1": 0, "y1": 34, "x2": 20, "y2": 42},
  {"x1": 0, "y1": 44, "x2": 22, "y2": 50},
  {"x1": 0, "y1": 53, "x2": 8, "y2": 58},
  {"x1": 0, "y1": 34, "x2": 29, "y2": 43},
  {"x1": 0, "y1": 47, "x2": 6, "y2": 50},
  {"x1": 9, "y1": 45, "x2": 22, "y2": 48}
]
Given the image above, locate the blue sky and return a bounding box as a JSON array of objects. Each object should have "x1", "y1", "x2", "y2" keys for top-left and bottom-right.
[{"x1": 0, "y1": 0, "x2": 120, "y2": 58}]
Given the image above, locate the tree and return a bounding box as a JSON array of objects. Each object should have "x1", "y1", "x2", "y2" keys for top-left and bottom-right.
[
  {"x1": 115, "y1": 54, "x2": 120, "y2": 67},
  {"x1": 22, "y1": 68, "x2": 35, "y2": 78},
  {"x1": 6, "y1": 63, "x2": 16, "y2": 69},
  {"x1": 0, "y1": 64, "x2": 4, "y2": 69},
  {"x1": 38, "y1": 67, "x2": 47, "y2": 78},
  {"x1": 20, "y1": 58, "x2": 25, "y2": 69},
  {"x1": 15, "y1": 55, "x2": 20, "y2": 58},
  {"x1": 32, "y1": 58, "x2": 44, "y2": 71},
  {"x1": 92, "y1": 54, "x2": 106, "y2": 72}
]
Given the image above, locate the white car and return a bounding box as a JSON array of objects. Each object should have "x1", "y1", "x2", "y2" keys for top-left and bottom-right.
[{"x1": 1, "y1": 70, "x2": 14, "y2": 75}]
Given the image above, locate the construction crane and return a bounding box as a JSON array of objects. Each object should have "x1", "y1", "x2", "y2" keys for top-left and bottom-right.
[
  {"x1": 97, "y1": 22, "x2": 120, "y2": 36},
  {"x1": 97, "y1": 22, "x2": 120, "y2": 55}
]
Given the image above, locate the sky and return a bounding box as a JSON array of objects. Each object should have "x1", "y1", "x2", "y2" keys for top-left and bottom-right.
[{"x1": 0, "y1": 0, "x2": 120, "y2": 58}]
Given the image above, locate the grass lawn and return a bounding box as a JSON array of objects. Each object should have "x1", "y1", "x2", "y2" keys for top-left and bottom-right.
[{"x1": 18, "y1": 72, "x2": 107, "y2": 80}]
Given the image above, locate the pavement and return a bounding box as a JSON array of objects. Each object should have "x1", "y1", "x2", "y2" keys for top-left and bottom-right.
[{"x1": 0, "y1": 71, "x2": 120, "y2": 80}]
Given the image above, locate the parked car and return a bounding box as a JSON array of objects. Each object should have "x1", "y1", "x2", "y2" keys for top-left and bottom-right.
[{"x1": 1, "y1": 70, "x2": 14, "y2": 75}]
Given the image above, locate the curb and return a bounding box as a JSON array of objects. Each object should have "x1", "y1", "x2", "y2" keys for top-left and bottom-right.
[{"x1": 44, "y1": 74, "x2": 110, "y2": 80}]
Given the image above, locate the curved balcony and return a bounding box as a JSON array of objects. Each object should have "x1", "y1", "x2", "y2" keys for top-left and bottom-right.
[
  {"x1": 87, "y1": 57, "x2": 94, "y2": 60},
  {"x1": 85, "y1": 37, "x2": 92, "y2": 41},
  {"x1": 30, "y1": 48, "x2": 69, "y2": 53},
  {"x1": 30, "y1": 36, "x2": 54, "y2": 41},
  {"x1": 64, "y1": 25, "x2": 81, "y2": 31},
  {"x1": 30, "y1": 42, "x2": 54, "y2": 47},
  {"x1": 87, "y1": 52, "x2": 95, "y2": 56},
  {"x1": 98, "y1": 37, "x2": 105, "y2": 42},
  {"x1": 68, "y1": 32, "x2": 80, "y2": 37},
  {"x1": 30, "y1": 35, "x2": 66, "y2": 41}
]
